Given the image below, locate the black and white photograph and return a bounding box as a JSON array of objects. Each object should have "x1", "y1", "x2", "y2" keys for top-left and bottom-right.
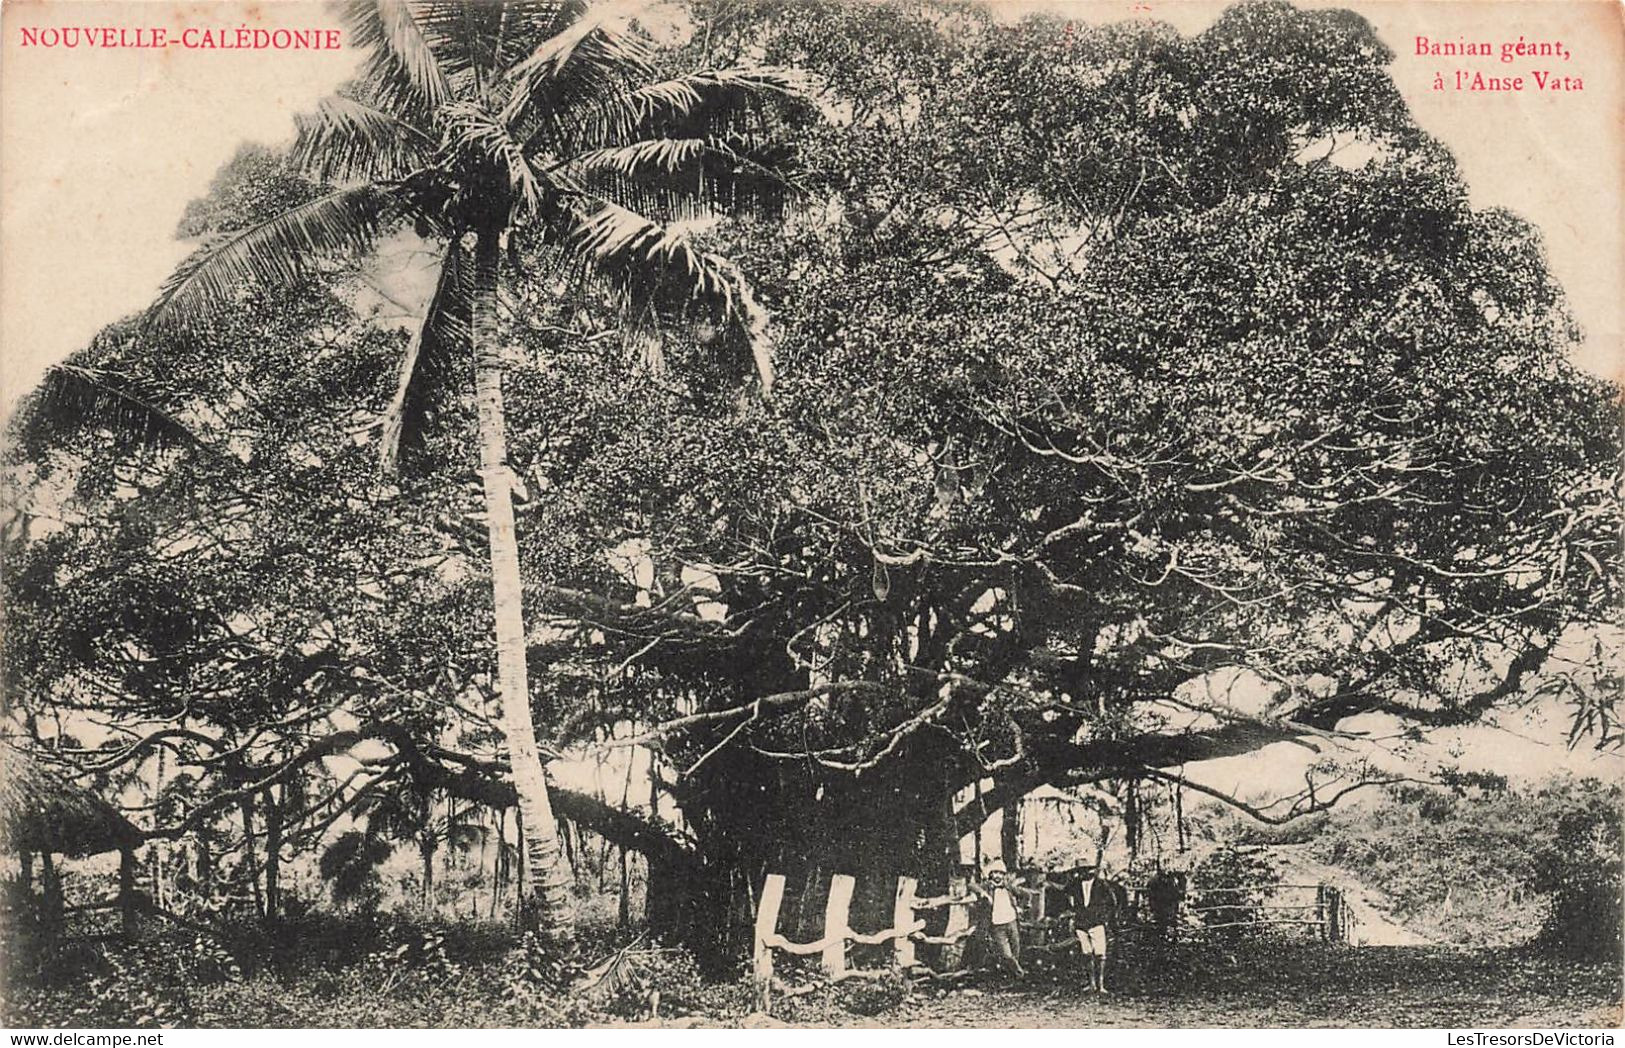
[{"x1": 0, "y1": 0, "x2": 1620, "y2": 1031}]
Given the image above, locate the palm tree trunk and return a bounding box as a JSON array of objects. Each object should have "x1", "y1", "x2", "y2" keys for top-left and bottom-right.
[{"x1": 470, "y1": 228, "x2": 575, "y2": 945}]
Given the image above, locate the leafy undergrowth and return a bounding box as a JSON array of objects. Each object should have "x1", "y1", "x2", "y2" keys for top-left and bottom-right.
[
  {"x1": 0, "y1": 913, "x2": 747, "y2": 1029},
  {"x1": 4, "y1": 917, "x2": 1617, "y2": 1029}
]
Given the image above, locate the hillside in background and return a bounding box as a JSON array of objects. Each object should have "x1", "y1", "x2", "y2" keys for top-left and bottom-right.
[{"x1": 1204, "y1": 775, "x2": 1622, "y2": 958}]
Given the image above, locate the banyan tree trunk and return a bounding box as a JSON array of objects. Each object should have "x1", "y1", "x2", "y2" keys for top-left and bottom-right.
[
  {"x1": 1001, "y1": 801, "x2": 1021, "y2": 866},
  {"x1": 240, "y1": 797, "x2": 264, "y2": 920},
  {"x1": 39, "y1": 851, "x2": 62, "y2": 925},
  {"x1": 656, "y1": 732, "x2": 964, "y2": 974}
]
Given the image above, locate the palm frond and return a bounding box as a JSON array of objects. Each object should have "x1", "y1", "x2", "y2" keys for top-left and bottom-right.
[
  {"x1": 411, "y1": 0, "x2": 502, "y2": 91},
  {"x1": 506, "y1": 10, "x2": 654, "y2": 92},
  {"x1": 146, "y1": 185, "x2": 394, "y2": 330},
  {"x1": 378, "y1": 240, "x2": 471, "y2": 474},
  {"x1": 562, "y1": 67, "x2": 807, "y2": 153},
  {"x1": 502, "y1": 14, "x2": 655, "y2": 146},
  {"x1": 621, "y1": 67, "x2": 806, "y2": 132},
  {"x1": 292, "y1": 94, "x2": 436, "y2": 183},
  {"x1": 342, "y1": 0, "x2": 454, "y2": 121},
  {"x1": 575, "y1": 935, "x2": 656, "y2": 1007},
  {"x1": 567, "y1": 136, "x2": 711, "y2": 176},
  {"x1": 320, "y1": 830, "x2": 392, "y2": 905},
  {"x1": 446, "y1": 819, "x2": 489, "y2": 851},
  {"x1": 441, "y1": 101, "x2": 546, "y2": 218},
  {"x1": 397, "y1": 0, "x2": 591, "y2": 95},
  {"x1": 564, "y1": 201, "x2": 775, "y2": 393},
  {"x1": 493, "y1": 0, "x2": 591, "y2": 68},
  {"x1": 358, "y1": 790, "x2": 423, "y2": 842},
  {"x1": 19, "y1": 363, "x2": 206, "y2": 455},
  {"x1": 733, "y1": 267, "x2": 777, "y2": 397},
  {"x1": 558, "y1": 134, "x2": 789, "y2": 219},
  {"x1": 569, "y1": 200, "x2": 734, "y2": 306}
]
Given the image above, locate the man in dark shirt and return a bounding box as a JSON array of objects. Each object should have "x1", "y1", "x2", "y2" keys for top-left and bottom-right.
[{"x1": 1065, "y1": 861, "x2": 1120, "y2": 993}]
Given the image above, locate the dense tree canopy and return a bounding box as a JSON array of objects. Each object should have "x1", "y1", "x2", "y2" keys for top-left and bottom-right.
[
  {"x1": 2, "y1": 0, "x2": 1618, "y2": 964},
  {"x1": 499, "y1": 0, "x2": 1620, "y2": 943}
]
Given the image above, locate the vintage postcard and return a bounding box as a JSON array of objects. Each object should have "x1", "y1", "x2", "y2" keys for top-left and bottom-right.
[{"x1": 0, "y1": 0, "x2": 1620, "y2": 1033}]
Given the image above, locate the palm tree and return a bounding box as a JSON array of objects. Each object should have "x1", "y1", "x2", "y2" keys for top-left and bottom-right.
[{"x1": 145, "y1": 0, "x2": 796, "y2": 944}]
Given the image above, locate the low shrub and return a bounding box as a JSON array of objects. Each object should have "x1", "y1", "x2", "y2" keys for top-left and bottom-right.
[{"x1": 1188, "y1": 846, "x2": 1282, "y2": 943}]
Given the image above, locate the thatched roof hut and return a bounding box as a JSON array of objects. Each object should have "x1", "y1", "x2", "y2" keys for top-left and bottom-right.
[{"x1": 0, "y1": 746, "x2": 143, "y2": 857}]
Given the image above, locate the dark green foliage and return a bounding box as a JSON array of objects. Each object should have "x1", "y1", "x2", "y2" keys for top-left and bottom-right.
[
  {"x1": 493, "y1": 0, "x2": 1622, "y2": 954},
  {"x1": 3, "y1": 912, "x2": 641, "y2": 1027},
  {"x1": 515, "y1": 0, "x2": 1620, "y2": 789},
  {"x1": 1529, "y1": 783, "x2": 1623, "y2": 960},
  {"x1": 496, "y1": 930, "x2": 579, "y2": 1000},
  {"x1": 4, "y1": 915, "x2": 1618, "y2": 1027},
  {"x1": 2, "y1": 925, "x2": 244, "y2": 1028},
  {"x1": 0, "y1": 259, "x2": 497, "y2": 918}
]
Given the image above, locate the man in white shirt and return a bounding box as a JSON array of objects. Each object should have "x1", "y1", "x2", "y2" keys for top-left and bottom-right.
[{"x1": 974, "y1": 860, "x2": 1027, "y2": 977}]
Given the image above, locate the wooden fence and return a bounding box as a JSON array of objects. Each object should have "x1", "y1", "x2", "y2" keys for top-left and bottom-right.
[
  {"x1": 752, "y1": 871, "x2": 983, "y2": 1006},
  {"x1": 751, "y1": 870, "x2": 1361, "y2": 1006},
  {"x1": 1183, "y1": 882, "x2": 1360, "y2": 943}
]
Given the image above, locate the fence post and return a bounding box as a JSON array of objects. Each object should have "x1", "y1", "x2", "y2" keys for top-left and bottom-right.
[
  {"x1": 822, "y1": 873, "x2": 856, "y2": 978},
  {"x1": 1325, "y1": 886, "x2": 1343, "y2": 943},
  {"x1": 893, "y1": 876, "x2": 918, "y2": 969},
  {"x1": 754, "y1": 873, "x2": 786, "y2": 1009}
]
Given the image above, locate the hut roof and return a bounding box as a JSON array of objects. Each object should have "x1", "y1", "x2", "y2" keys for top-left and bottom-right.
[{"x1": 0, "y1": 746, "x2": 143, "y2": 856}]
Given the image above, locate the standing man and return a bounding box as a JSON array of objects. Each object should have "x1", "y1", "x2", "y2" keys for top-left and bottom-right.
[
  {"x1": 971, "y1": 860, "x2": 1027, "y2": 978},
  {"x1": 1067, "y1": 860, "x2": 1119, "y2": 993}
]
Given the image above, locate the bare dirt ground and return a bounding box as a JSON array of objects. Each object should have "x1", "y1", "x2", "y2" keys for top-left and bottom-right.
[{"x1": 816, "y1": 946, "x2": 1622, "y2": 1029}]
